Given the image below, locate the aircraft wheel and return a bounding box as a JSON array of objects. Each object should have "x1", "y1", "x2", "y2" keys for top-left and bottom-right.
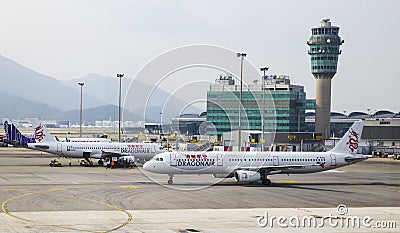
[
  {"x1": 167, "y1": 174, "x2": 174, "y2": 184},
  {"x1": 262, "y1": 179, "x2": 271, "y2": 186}
]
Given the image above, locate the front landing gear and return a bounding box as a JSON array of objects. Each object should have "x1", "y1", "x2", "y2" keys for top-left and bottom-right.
[
  {"x1": 262, "y1": 178, "x2": 271, "y2": 186},
  {"x1": 167, "y1": 174, "x2": 174, "y2": 184}
]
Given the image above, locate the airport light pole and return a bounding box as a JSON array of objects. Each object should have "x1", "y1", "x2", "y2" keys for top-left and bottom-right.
[
  {"x1": 78, "y1": 82, "x2": 84, "y2": 138},
  {"x1": 260, "y1": 67, "x2": 269, "y2": 152},
  {"x1": 237, "y1": 52, "x2": 246, "y2": 151},
  {"x1": 116, "y1": 73, "x2": 124, "y2": 143}
]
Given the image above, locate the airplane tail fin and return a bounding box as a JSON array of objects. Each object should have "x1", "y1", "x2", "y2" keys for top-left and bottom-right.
[
  {"x1": 330, "y1": 121, "x2": 364, "y2": 154},
  {"x1": 32, "y1": 120, "x2": 57, "y2": 143},
  {"x1": 3, "y1": 119, "x2": 35, "y2": 146},
  {"x1": 3, "y1": 119, "x2": 13, "y2": 141}
]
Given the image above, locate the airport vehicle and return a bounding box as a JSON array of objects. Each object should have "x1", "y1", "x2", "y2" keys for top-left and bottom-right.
[
  {"x1": 49, "y1": 159, "x2": 62, "y2": 167},
  {"x1": 3, "y1": 120, "x2": 111, "y2": 147},
  {"x1": 27, "y1": 122, "x2": 167, "y2": 165},
  {"x1": 0, "y1": 134, "x2": 8, "y2": 147},
  {"x1": 143, "y1": 121, "x2": 367, "y2": 185}
]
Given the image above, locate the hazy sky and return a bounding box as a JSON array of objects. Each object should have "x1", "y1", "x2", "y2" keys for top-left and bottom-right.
[{"x1": 1, "y1": 0, "x2": 399, "y2": 113}]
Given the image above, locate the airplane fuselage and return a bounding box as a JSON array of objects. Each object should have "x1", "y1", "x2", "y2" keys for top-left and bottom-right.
[
  {"x1": 143, "y1": 121, "x2": 366, "y2": 185},
  {"x1": 28, "y1": 142, "x2": 166, "y2": 160},
  {"x1": 143, "y1": 151, "x2": 367, "y2": 175}
]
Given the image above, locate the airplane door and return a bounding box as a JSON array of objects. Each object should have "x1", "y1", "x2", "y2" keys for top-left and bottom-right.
[
  {"x1": 170, "y1": 154, "x2": 177, "y2": 166},
  {"x1": 57, "y1": 143, "x2": 62, "y2": 153},
  {"x1": 217, "y1": 154, "x2": 223, "y2": 166},
  {"x1": 330, "y1": 154, "x2": 337, "y2": 166},
  {"x1": 273, "y1": 156, "x2": 279, "y2": 166}
]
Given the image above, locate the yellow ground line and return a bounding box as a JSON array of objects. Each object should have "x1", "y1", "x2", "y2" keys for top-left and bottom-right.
[
  {"x1": 2, "y1": 188, "x2": 17, "y2": 191},
  {"x1": 1, "y1": 188, "x2": 132, "y2": 233},
  {"x1": 50, "y1": 188, "x2": 67, "y2": 191},
  {"x1": 2, "y1": 191, "x2": 42, "y2": 223},
  {"x1": 388, "y1": 186, "x2": 399, "y2": 189},
  {"x1": 120, "y1": 185, "x2": 138, "y2": 189},
  {"x1": 279, "y1": 179, "x2": 297, "y2": 183},
  {"x1": 53, "y1": 193, "x2": 132, "y2": 233}
]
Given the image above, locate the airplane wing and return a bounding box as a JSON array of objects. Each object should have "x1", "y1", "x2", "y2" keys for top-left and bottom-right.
[
  {"x1": 100, "y1": 150, "x2": 123, "y2": 158},
  {"x1": 240, "y1": 162, "x2": 326, "y2": 174},
  {"x1": 30, "y1": 144, "x2": 50, "y2": 150}
]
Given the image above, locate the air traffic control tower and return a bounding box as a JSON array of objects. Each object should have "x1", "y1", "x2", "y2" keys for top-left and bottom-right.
[{"x1": 307, "y1": 18, "x2": 344, "y2": 139}]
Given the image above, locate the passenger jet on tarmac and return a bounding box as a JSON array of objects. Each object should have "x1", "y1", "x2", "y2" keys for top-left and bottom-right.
[
  {"x1": 3, "y1": 119, "x2": 110, "y2": 147},
  {"x1": 143, "y1": 121, "x2": 366, "y2": 185},
  {"x1": 27, "y1": 122, "x2": 167, "y2": 165}
]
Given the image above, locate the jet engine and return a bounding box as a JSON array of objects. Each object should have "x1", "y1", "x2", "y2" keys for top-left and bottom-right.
[{"x1": 234, "y1": 170, "x2": 261, "y2": 182}]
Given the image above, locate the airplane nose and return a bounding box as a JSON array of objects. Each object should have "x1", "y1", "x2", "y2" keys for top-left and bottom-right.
[{"x1": 143, "y1": 161, "x2": 153, "y2": 171}]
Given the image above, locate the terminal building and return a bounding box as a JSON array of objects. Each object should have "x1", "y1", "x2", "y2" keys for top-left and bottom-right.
[
  {"x1": 206, "y1": 73, "x2": 315, "y2": 140},
  {"x1": 171, "y1": 112, "x2": 207, "y2": 136},
  {"x1": 306, "y1": 110, "x2": 400, "y2": 154}
]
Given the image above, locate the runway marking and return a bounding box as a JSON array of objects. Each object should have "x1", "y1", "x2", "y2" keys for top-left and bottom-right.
[
  {"x1": 321, "y1": 170, "x2": 346, "y2": 173},
  {"x1": 2, "y1": 188, "x2": 17, "y2": 191},
  {"x1": 50, "y1": 188, "x2": 67, "y2": 191},
  {"x1": 120, "y1": 185, "x2": 138, "y2": 189},
  {"x1": 1, "y1": 188, "x2": 132, "y2": 233},
  {"x1": 279, "y1": 179, "x2": 297, "y2": 183}
]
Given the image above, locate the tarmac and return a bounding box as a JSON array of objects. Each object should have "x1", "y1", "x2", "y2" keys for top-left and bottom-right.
[{"x1": 0, "y1": 147, "x2": 399, "y2": 232}]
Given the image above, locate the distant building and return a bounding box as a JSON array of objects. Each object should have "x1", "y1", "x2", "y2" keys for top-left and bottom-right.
[
  {"x1": 222, "y1": 130, "x2": 322, "y2": 152},
  {"x1": 206, "y1": 73, "x2": 315, "y2": 138},
  {"x1": 172, "y1": 112, "x2": 207, "y2": 136},
  {"x1": 306, "y1": 110, "x2": 400, "y2": 139}
]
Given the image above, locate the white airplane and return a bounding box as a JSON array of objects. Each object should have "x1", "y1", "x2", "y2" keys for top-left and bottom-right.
[
  {"x1": 3, "y1": 119, "x2": 110, "y2": 146},
  {"x1": 27, "y1": 122, "x2": 167, "y2": 165},
  {"x1": 143, "y1": 121, "x2": 367, "y2": 185},
  {"x1": 31, "y1": 120, "x2": 112, "y2": 143}
]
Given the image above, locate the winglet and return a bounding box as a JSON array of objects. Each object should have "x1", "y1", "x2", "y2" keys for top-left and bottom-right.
[{"x1": 330, "y1": 121, "x2": 364, "y2": 154}]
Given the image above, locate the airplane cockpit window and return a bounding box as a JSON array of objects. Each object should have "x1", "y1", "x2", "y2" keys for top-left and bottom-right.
[{"x1": 160, "y1": 158, "x2": 163, "y2": 161}]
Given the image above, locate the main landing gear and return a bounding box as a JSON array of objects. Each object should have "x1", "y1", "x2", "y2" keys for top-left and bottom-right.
[
  {"x1": 167, "y1": 174, "x2": 174, "y2": 184},
  {"x1": 261, "y1": 176, "x2": 271, "y2": 186}
]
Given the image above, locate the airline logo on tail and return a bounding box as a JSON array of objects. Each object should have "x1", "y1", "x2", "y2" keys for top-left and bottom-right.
[
  {"x1": 4, "y1": 120, "x2": 9, "y2": 136},
  {"x1": 34, "y1": 124, "x2": 45, "y2": 142},
  {"x1": 346, "y1": 128, "x2": 359, "y2": 152}
]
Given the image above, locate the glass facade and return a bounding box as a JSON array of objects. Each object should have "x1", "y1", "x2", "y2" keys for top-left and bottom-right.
[
  {"x1": 206, "y1": 75, "x2": 315, "y2": 136},
  {"x1": 307, "y1": 19, "x2": 343, "y2": 74}
]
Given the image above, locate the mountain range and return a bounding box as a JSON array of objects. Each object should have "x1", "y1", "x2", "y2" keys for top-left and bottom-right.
[{"x1": 0, "y1": 54, "x2": 200, "y2": 123}]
